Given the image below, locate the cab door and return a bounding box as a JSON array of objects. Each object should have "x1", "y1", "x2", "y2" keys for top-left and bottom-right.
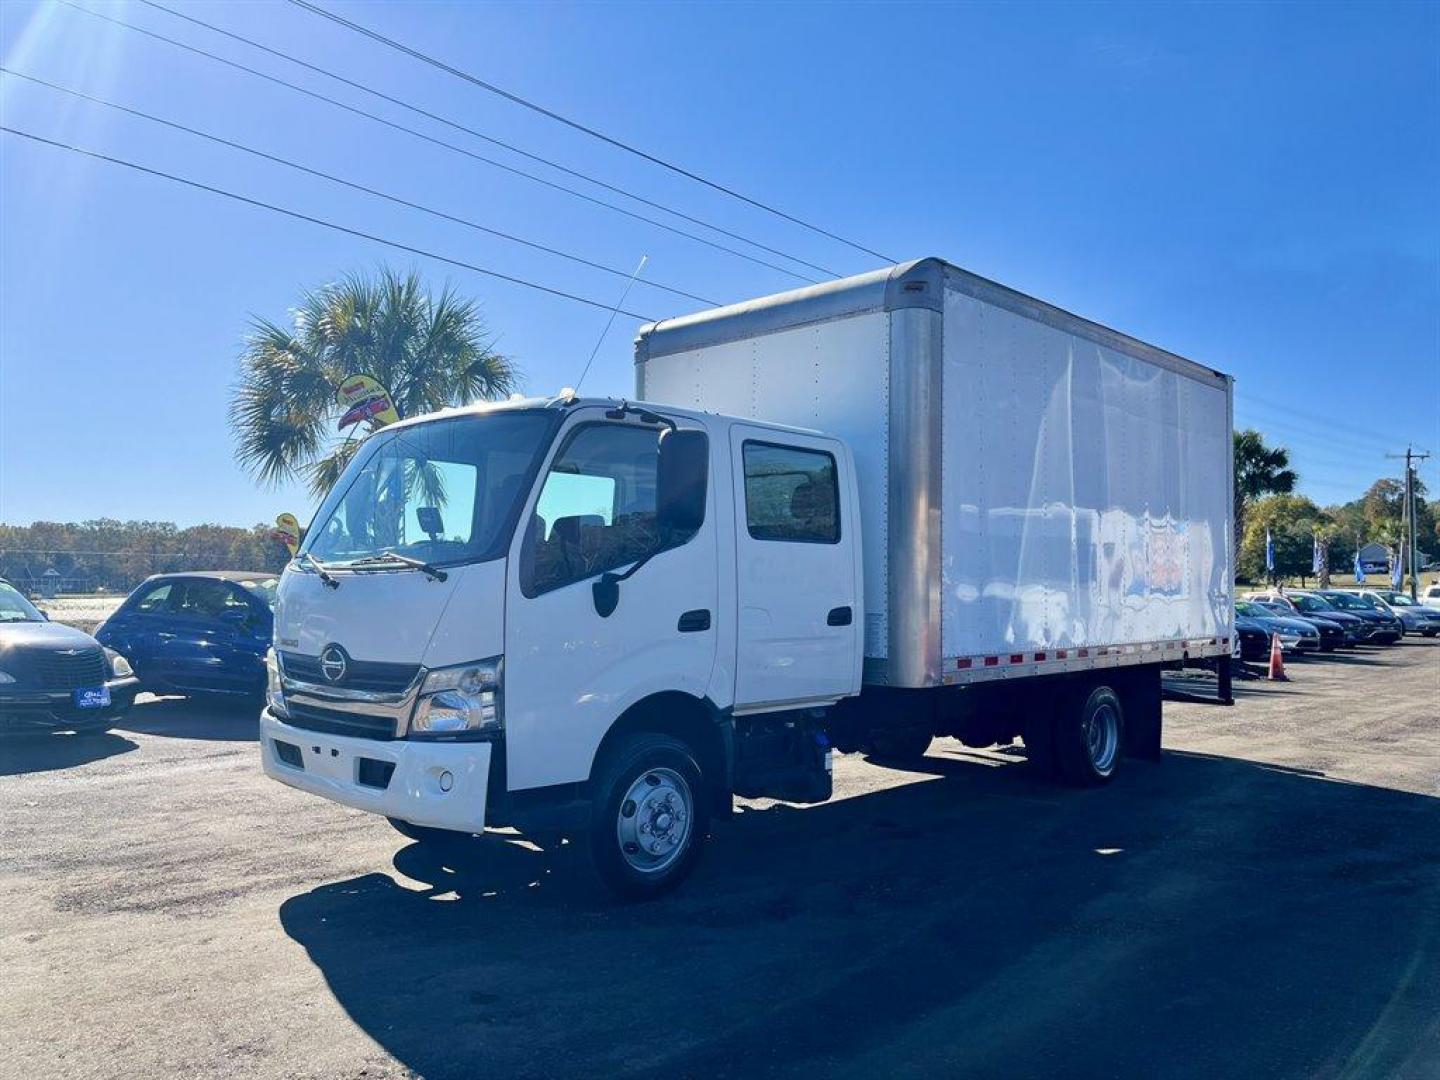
[
  {"x1": 503, "y1": 413, "x2": 719, "y2": 792},
  {"x1": 729, "y1": 428, "x2": 861, "y2": 710}
]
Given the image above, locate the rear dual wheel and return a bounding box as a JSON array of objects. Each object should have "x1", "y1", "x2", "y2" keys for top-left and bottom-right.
[
  {"x1": 1026, "y1": 683, "x2": 1125, "y2": 786},
  {"x1": 865, "y1": 727, "x2": 934, "y2": 764}
]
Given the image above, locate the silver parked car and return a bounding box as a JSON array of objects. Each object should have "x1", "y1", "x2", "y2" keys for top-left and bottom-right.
[{"x1": 1360, "y1": 590, "x2": 1440, "y2": 637}]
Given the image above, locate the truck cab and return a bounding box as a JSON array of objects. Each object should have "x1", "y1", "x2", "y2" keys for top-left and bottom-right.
[{"x1": 261, "y1": 394, "x2": 861, "y2": 897}]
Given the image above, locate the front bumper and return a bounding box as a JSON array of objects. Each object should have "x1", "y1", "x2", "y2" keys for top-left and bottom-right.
[
  {"x1": 260, "y1": 709, "x2": 491, "y2": 833},
  {"x1": 0, "y1": 676, "x2": 139, "y2": 732}
]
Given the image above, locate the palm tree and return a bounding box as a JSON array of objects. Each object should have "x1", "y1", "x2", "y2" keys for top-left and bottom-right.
[
  {"x1": 1234, "y1": 429, "x2": 1298, "y2": 568},
  {"x1": 230, "y1": 268, "x2": 518, "y2": 496}
]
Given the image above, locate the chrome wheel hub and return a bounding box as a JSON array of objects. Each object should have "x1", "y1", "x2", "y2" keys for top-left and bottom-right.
[
  {"x1": 616, "y1": 767, "x2": 692, "y2": 874},
  {"x1": 1084, "y1": 703, "x2": 1120, "y2": 774}
]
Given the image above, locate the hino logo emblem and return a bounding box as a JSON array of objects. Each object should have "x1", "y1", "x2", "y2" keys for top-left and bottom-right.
[{"x1": 319, "y1": 646, "x2": 348, "y2": 683}]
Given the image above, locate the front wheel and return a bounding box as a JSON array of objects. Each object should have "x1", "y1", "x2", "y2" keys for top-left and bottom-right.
[{"x1": 587, "y1": 733, "x2": 708, "y2": 901}]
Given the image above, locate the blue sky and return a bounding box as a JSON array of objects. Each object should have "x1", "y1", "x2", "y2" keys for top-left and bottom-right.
[{"x1": 1, "y1": 0, "x2": 1436, "y2": 528}]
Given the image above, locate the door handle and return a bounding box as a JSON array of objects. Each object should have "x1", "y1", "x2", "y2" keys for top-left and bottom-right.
[
  {"x1": 677, "y1": 609, "x2": 711, "y2": 633},
  {"x1": 827, "y1": 606, "x2": 852, "y2": 627}
]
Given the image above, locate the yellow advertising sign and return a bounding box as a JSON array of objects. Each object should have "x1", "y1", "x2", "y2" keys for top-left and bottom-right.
[
  {"x1": 336, "y1": 373, "x2": 400, "y2": 431},
  {"x1": 270, "y1": 512, "x2": 301, "y2": 557}
]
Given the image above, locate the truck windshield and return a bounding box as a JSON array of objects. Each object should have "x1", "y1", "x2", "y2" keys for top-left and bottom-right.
[{"x1": 303, "y1": 410, "x2": 556, "y2": 568}]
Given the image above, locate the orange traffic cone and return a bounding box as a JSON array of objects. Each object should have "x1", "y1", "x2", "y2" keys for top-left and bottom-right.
[{"x1": 1267, "y1": 633, "x2": 1288, "y2": 681}]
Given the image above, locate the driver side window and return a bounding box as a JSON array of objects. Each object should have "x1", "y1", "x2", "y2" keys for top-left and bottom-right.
[{"x1": 520, "y1": 423, "x2": 670, "y2": 596}]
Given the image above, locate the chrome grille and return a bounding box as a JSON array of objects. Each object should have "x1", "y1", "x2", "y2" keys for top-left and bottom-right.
[
  {"x1": 280, "y1": 652, "x2": 419, "y2": 693},
  {"x1": 29, "y1": 648, "x2": 106, "y2": 690}
]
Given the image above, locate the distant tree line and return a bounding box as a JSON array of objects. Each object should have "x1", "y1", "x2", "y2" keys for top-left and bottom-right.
[
  {"x1": 0, "y1": 520, "x2": 291, "y2": 594},
  {"x1": 1237, "y1": 479, "x2": 1438, "y2": 584},
  {"x1": 1232, "y1": 429, "x2": 1438, "y2": 585}
]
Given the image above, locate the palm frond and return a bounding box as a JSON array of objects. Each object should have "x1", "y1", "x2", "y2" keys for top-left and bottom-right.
[{"x1": 232, "y1": 266, "x2": 522, "y2": 493}]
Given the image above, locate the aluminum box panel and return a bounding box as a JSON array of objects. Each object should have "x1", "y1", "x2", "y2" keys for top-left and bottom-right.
[
  {"x1": 940, "y1": 287, "x2": 1232, "y2": 660},
  {"x1": 636, "y1": 312, "x2": 892, "y2": 657},
  {"x1": 637, "y1": 258, "x2": 1235, "y2": 688}
]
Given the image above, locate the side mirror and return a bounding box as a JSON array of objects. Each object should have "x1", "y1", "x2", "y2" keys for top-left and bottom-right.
[
  {"x1": 656, "y1": 428, "x2": 708, "y2": 537},
  {"x1": 592, "y1": 574, "x2": 620, "y2": 618}
]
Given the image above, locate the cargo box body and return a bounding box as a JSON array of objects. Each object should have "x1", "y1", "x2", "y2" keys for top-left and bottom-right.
[{"x1": 636, "y1": 258, "x2": 1234, "y2": 690}]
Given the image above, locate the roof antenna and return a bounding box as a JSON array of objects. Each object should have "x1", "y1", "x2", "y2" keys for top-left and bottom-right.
[{"x1": 575, "y1": 254, "x2": 648, "y2": 393}]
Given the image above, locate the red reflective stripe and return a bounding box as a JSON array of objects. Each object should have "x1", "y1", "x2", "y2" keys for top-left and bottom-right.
[
  {"x1": 1010, "y1": 653, "x2": 1024, "y2": 664},
  {"x1": 984, "y1": 656, "x2": 999, "y2": 667},
  {"x1": 1055, "y1": 649, "x2": 1068, "y2": 659},
  {"x1": 1034, "y1": 652, "x2": 1047, "y2": 661},
  {"x1": 956, "y1": 657, "x2": 972, "y2": 670},
  {"x1": 1077, "y1": 648, "x2": 1089, "y2": 657}
]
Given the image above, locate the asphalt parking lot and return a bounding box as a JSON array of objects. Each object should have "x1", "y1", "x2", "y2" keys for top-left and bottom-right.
[{"x1": 3, "y1": 641, "x2": 1437, "y2": 1080}]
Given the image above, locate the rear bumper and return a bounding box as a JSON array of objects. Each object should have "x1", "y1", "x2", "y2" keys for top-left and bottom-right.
[
  {"x1": 260, "y1": 709, "x2": 491, "y2": 833},
  {"x1": 0, "y1": 676, "x2": 139, "y2": 732}
]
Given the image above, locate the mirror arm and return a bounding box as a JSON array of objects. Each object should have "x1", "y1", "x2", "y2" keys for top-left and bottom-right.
[{"x1": 592, "y1": 548, "x2": 666, "y2": 618}]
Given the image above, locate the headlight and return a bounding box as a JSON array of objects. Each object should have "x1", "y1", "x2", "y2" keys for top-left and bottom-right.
[
  {"x1": 410, "y1": 657, "x2": 502, "y2": 739},
  {"x1": 266, "y1": 649, "x2": 288, "y2": 718}
]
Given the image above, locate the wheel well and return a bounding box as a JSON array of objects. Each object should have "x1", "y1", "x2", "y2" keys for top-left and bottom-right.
[{"x1": 591, "y1": 692, "x2": 731, "y2": 809}]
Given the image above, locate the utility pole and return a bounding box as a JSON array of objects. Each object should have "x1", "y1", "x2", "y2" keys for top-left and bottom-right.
[{"x1": 1385, "y1": 446, "x2": 1431, "y2": 601}]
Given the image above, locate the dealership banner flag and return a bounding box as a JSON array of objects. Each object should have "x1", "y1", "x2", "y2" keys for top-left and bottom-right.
[
  {"x1": 1312, "y1": 536, "x2": 1322, "y2": 575},
  {"x1": 1265, "y1": 528, "x2": 1275, "y2": 575},
  {"x1": 271, "y1": 512, "x2": 301, "y2": 557},
  {"x1": 1393, "y1": 546, "x2": 1404, "y2": 589},
  {"x1": 1354, "y1": 548, "x2": 1365, "y2": 583},
  {"x1": 336, "y1": 374, "x2": 400, "y2": 431}
]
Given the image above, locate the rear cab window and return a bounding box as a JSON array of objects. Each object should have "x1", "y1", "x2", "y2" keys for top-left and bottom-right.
[{"x1": 742, "y1": 441, "x2": 840, "y2": 544}]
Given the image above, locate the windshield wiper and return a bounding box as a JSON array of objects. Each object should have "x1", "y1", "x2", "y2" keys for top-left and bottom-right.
[
  {"x1": 298, "y1": 552, "x2": 339, "y2": 589},
  {"x1": 348, "y1": 552, "x2": 448, "y2": 582}
]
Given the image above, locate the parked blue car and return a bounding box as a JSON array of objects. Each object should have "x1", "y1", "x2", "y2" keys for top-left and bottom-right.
[{"x1": 96, "y1": 572, "x2": 277, "y2": 700}]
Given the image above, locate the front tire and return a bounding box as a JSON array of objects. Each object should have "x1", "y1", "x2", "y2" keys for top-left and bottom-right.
[
  {"x1": 587, "y1": 733, "x2": 708, "y2": 901},
  {"x1": 1055, "y1": 685, "x2": 1125, "y2": 786}
]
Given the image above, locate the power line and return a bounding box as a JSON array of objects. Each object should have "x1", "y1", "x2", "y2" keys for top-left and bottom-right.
[
  {"x1": 135, "y1": 0, "x2": 841, "y2": 279},
  {"x1": 1241, "y1": 392, "x2": 1401, "y2": 449},
  {"x1": 0, "y1": 67, "x2": 719, "y2": 307},
  {"x1": 0, "y1": 125, "x2": 658, "y2": 320},
  {"x1": 287, "y1": 0, "x2": 895, "y2": 264},
  {"x1": 57, "y1": 0, "x2": 819, "y2": 285},
  {"x1": 1235, "y1": 415, "x2": 1395, "y2": 464}
]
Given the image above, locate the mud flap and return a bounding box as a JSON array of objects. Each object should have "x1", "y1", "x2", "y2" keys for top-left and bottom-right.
[{"x1": 1122, "y1": 667, "x2": 1163, "y2": 762}]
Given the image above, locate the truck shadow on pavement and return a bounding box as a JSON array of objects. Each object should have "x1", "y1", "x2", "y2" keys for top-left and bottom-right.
[
  {"x1": 0, "y1": 730, "x2": 137, "y2": 776},
  {"x1": 279, "y1": 750, "x2": 1440, "y2": 1080},
  {"x1": 112, "y1": 696, "x2": 261, "y2": 742}
]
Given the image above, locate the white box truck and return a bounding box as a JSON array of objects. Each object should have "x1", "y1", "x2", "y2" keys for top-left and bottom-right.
[{"x1": 261, "y1": 258, "x2": 1235, "y2": 898}]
